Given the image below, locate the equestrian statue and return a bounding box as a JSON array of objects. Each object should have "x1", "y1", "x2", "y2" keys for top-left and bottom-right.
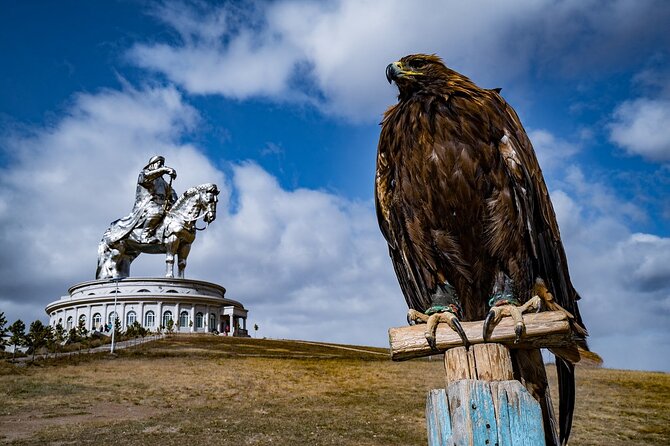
[{"x1": 96, "y1": 155, "x2": 219, "y2": 279}]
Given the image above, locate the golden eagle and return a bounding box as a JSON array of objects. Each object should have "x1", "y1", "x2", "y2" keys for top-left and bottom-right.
[{"x1": 376, "y1": 54, "x2": 588, "y2": 446}]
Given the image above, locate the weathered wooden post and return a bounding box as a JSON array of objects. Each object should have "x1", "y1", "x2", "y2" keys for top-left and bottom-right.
[{"x1": 389, "y1": 311, "x2": 573, "y2": 446}]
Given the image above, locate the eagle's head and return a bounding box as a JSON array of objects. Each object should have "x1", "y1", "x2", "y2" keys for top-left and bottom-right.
[{"x1": 386, "y1": 54, "x2": 462, "y2": 99}]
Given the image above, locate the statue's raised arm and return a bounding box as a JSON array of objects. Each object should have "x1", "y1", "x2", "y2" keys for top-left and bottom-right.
[{"x1": 96, "y1": 155, "x2": 219, "y2": 280}]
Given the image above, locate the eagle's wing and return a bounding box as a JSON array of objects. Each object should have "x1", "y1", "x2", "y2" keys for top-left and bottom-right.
[
  {"x1": 495, "y1": 94, "x2": 586, "y2": 445},
  {"x1": 496, "y1": 96, "x2": 585, "y2": 330},
  {"x1": 375, "y1": 130, "x2": 432, "y2": 313}
]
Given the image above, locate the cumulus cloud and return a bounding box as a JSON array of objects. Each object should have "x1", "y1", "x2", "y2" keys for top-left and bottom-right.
[
  {"x1": 128, "y1": 0, "x2": 670, "y2": 122},
  {"x1": 510, "y1": 127, "x2": 670, "y2": 370},
  {"x1": 550, "y1": 178, "x2": 670, "y2": 371},
  {"x1": 0, "y1": 83, "x2": 406, "y2": 346},
  {"x1": 0, "y1": 84, "x2": 227, "y2": 322},
  {"x1": 528, "y1": 129, "x2": 581, "y2": 172},
  {"x1": 188, "y1": 163, "x2": 406, "y2": 345},
  {"x1": 608, "y1": 97, "x2": 670, "y2": 162},
  {"x1": 3, "y1": 0, "x2": 670, "y2": 370}
]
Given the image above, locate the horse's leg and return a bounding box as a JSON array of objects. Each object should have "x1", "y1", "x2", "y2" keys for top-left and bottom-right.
[
  {"x1": 177, "y1": 243, "x2": 192, "y2": 278},
  {"x1": 164, "y1": 236, "x2": 177, "y2": 278}
]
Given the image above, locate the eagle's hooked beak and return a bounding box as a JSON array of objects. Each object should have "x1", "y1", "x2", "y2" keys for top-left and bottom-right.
[
  {"x1": 386, "y1": 62, "x2": 400, "y2": 84},
  {"x1": 386, "y1": 61, "x2": 423, "y2": 84}
]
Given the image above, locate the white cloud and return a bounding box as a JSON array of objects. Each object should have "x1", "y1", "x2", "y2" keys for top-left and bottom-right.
[
  {"x1": 182, "y1": 162, "x2": 407, "y2": 345},
  {"x1": 608, "y1": 97, "x2": 670, "y2": 162},
  {"x1": 0, "y1": 83, "x2": 227, "y2": 322},
  {"x1": 3, "y1": 0, "x2": 670, "y2": 370},
  {"x1": 128, "y1": 0, "x2": 670, "y2": 122},
  {"x1": 507, "y1": 127, "x2": 670, "y2": 371},
  {"x1": 0, "y1": 83, "x2": 407, "y2": 347},
  {"x1": 528, "y1": 129, "x2": 581, "y2": 172},
  {"x1": 551, "y1": 184, "x2": 670, "y2": 371}
]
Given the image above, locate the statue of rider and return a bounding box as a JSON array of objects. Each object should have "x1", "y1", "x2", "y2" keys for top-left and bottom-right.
[
  {"x1": 135, "y1": 155, "x2": 178, "y2": 243},
  {"x1": 101, "y1": 155, "x2": 178, "y2": 247}
]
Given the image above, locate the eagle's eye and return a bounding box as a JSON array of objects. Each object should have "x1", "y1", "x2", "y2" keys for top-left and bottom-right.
[{"x1": 407, "y1": 58, "x2": 427, "y2": 70}]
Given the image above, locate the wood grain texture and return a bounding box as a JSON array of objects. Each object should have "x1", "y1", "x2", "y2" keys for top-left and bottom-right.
[
  {"x1": 473, "y1": 343, "x2": 514, "y2": 382},
  {"x1": 444, "y1": 344, "x2": 514, "y2": 384},
  {"x1": 426, "y1": 389, "x2": 452, "y2": 446},
  {"x1": 426, "y1": 380, "x2": 545, "y2": 446},
  {"x1": 389, "y1": 311, "x2": 571, "y2": 361},
  {"x1": 444, "y1": 346, "x2": 476, "y2": 382}
]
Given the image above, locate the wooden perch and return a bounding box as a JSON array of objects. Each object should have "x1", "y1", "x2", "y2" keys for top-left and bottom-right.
[{"x1": 389, "y1": 311, "x2": 572, "y2": 361}]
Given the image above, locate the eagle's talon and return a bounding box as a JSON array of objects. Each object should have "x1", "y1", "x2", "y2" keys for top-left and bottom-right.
[
  {"x1": 451, "y1": 318, "x2": 470, "y2": 350},
  {"x1": 406, "y1": 308, "x2": 428, "y2": 326},
  {"x1": 483, "y1": 309, "x2": 497, "y2": 341},
  {"x1": 426, "y1": 334, "x2": 437, "y2": 350},
  {"x1": 416, "y1": 309, "x2": 470, "y2": 351},
  {"x1": 515, "y1": 323, "x2": 524, "y2": 343}
]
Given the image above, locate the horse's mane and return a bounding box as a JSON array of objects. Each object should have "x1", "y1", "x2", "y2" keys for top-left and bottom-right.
[{"x1": 171, "y1": 183, "x2": 218, "y2": 212}]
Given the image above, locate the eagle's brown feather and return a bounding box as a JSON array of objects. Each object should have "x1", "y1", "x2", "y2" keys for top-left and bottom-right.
[{"x1": 376, "y1": 54, "x2": 587, "y2": 445}]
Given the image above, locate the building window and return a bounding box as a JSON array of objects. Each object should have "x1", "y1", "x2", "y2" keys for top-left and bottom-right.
[
  {"x1": 137, "y1": 289, "x2": 150, "y2": 293},
  {"x1": 93, "y1": 313, "x2": 102, "y2": 329},
  {"x1": 145, "y1": 310, "x2": 155, "y2": 327},
  {"x1": 209, "y1": 313, "x2": 216, "y2": 331},
  {"x1": 108, "y1": 311, "x2": 118, "y2": 325},
  {"x1": 162, "y1": 311, "x2": 173, "y2": 327},
  {"x1": 166, "y1": 289, "x2": 179, "y2": 293},
  {"x1": 195, "y1": 312, "x2": 204, "y2": 329},
  {"x1": 66, "y1": 316, "x2": 73, "y2": 330},
  {"x1": 126, "y1": 311, "x2": 137, "y2": 326},
  {"x1": 79, "y1": 314, "x2": 86, "y2": 326},
  {"x1": 179, "y1": 311, "x2": 189, "y2": 328}
]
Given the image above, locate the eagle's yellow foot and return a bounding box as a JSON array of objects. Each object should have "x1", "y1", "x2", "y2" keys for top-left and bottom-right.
[
  {"x1": 483, "y1": 278, "x2": 579, "y2": 342},
  {"x1": 407, "y1": 306, "x2": 469, "y2": 351},
  {"x1": 483, "y1": 295, "x2": 543, "y2": 343}
]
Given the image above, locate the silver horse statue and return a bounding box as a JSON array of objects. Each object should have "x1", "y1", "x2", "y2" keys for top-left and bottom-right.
[{"x1": 96, "y1": 183, "x2": 219, "y2": 279}]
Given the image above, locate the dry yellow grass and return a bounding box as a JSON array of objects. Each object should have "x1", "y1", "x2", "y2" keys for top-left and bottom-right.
[{"x1": 0, "y1": 335, "x2": 668, "y2": 445}]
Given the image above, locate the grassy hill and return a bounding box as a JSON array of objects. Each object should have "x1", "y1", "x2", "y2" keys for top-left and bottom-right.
[{"x1": 1, "y1": 335, "x2": 668, "y2": 445}]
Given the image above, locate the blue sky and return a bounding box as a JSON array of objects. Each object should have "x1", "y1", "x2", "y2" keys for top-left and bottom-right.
[{"x1": 1, "y1": 0, "x2": 669, "y2": 371}]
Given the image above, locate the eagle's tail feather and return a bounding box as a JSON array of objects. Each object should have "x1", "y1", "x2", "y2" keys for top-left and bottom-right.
[{"x1": 556, "y1": 357, "x2": 575, "y2": 446}]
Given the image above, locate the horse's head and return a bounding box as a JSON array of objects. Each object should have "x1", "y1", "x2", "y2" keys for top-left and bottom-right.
[
  {"x1": 201, "y1": 183, "x2": 219, "y2": 224},
  {"x1": 168, "y1": 183, "x2": 220, "y2": 229}
]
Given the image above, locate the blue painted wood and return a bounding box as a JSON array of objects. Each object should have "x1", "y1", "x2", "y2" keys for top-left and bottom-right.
[
  {"x1": 425, "y1": 380, "x2": 545, "y2": 446},
  {"x1": 426, "y1": 389, "x2": 452, "y2": 446},
  {"x1": 448, "y1": 380, "x2": 498, "y2": 446},
  {"x1": 494, "y1": 381, "x2": 513, "y2": 446},
  {"x1": 492, "y1": 381, "x2": 545, "y2": 445}
]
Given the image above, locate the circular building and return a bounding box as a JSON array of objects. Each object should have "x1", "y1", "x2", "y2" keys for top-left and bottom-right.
[{"x1": 46, "y1": 277, "x2": 249, "y2": 336}]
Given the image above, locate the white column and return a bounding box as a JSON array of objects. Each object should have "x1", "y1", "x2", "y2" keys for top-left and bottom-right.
[
  {"x1": 175, "y1": 303, "x2": 180, "y2": 332},
  {"x1": 190, "y1": 305, "x2": 195, "y2": 333},
  {"x1": 87, "y1": 305, "x2": 92, "y2": 331},
  {"x1": 121, "y1": 303, "x2": 127, "y2": 331},
  {"x1": 139, "y1": 302, "x2": 145, "y2": 328},
  {"x1": 157, "y1": 302, "x2": 163, "y2": 331}
]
